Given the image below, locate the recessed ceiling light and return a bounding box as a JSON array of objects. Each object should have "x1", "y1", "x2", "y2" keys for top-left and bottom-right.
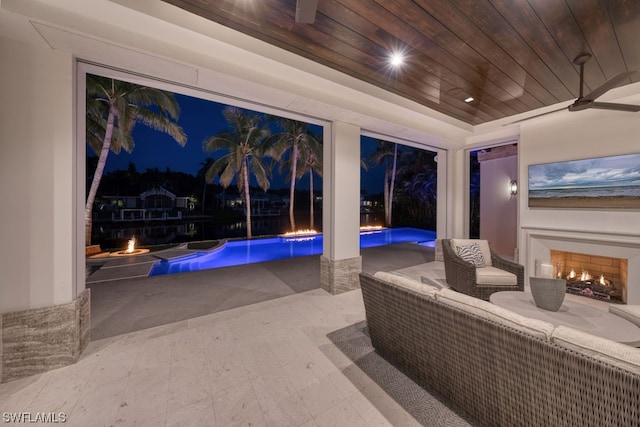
[
  {"x1": 390, "y1": 52, "x2": 405, "y2": 67},
  {"x1": 464, "y1": 96, "x2": 474, "y2": 103}
]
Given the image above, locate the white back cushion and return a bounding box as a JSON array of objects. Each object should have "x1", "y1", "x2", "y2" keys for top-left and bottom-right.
[
  {"x1": 450, "y1": 239, "x2": 492, "y2": 267},
  {"x1": 374, "y1": 271, "x2": 439, "y2": 300},
  {"x1": 435, "y1": 288, "x2": 554, "y2": 340},
  {"x1": 552, "y1": 326, "x2": 640, "y2": 375}
]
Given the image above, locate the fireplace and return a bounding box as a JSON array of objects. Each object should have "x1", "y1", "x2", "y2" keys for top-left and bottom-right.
[
  {"x1": 550, "y1": 250, "x2": 627, "y2": 303},
  {"x1": 521, "y1": 227, "x2": 640, "y2": 305}
]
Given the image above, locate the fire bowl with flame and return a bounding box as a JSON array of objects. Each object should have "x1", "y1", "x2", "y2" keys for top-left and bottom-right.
[
  {"x1": 279, "y1": 229, "x2": 319, "y2": 242},
  {"x1": 109, "y1": 236, "x2": 150, "y2": 257},
  {"x1": 359, "y1": 225, "x2": 386, "y2": 234}
]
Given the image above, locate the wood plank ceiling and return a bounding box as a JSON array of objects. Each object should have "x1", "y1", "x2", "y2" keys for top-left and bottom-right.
[{"x1": 162, "y1": 0, "x2": 640, "y2": 125}]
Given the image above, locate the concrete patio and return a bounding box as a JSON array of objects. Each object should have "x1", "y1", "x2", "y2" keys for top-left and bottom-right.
[{"x1": 87, "y1": 243, "x2": 438, "y2": 340}]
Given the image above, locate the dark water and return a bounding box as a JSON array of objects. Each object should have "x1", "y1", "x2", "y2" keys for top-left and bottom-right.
[{"x1": 92, "y1": 212, "x2": 384, "y2": 249}]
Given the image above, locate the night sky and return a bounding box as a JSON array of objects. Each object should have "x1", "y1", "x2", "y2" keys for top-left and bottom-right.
[{"x1": 91, "y1": 91, "x2": 388, "y2": 194}]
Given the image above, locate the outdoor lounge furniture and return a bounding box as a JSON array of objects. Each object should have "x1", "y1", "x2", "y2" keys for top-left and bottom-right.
[
  {"x1": 359, "y1": 271, "x2": 640, "y2": 427},
  {"x1": 442, "y1": 238, "x2": 524, "y2": 300}
]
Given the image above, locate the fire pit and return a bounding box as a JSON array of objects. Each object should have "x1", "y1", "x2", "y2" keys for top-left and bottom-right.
[{"x1": 109, "y1": 236, "x2": 150, "y2": 257}]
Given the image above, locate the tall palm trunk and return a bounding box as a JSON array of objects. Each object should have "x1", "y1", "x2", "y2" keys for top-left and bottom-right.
[
  {"x1": 309, "y1": 167, "x2": 314, "y2": 229},
  {"x1": 85, "y1": 105, "x2": 116, "y2": 246},
  {"x1": 242, "y1": 158, "x2": 252, "y2": 239},
  {"x1": 383, "y1": 166, "x2": 390, "y2": 226},
  {"x1": 288, "y1": 140, "x2": 299, "y2": 231},
  {"x1": 388, "y1": 143, "x2": 398, "y2": 226}
]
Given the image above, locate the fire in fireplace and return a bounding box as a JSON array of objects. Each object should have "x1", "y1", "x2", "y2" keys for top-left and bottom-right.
[{"x1": 550, "y1": 250, "x2": 627, "y2": 304}]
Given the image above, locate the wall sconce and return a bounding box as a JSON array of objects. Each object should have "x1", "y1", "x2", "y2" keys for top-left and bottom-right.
[{"x1": 509, "y1": 180, "x2": 518, "y2": 196}]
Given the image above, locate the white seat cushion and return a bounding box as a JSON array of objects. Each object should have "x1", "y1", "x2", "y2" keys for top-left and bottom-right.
[
  {"x1": 476, "y1": 266, "x2": 517, "y2": 286},
  {"x1": 450, "y1": 239, "x2": 492, "y2": 266},
  {"x1": 374, "y1": 271, "x2": 439, "y2": 300},
  {"x1": 435, "y1": 288, "x2": 555, "y2": 340},
  {"x1": 609, "y1": 305, "x2": 640, "y2": 328},
  {"x1": 552, "y1": 326, "x2": 640, "y2": 375}
]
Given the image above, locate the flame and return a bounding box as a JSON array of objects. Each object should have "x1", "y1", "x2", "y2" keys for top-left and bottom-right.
[
  {"x1": 581, "y1": 271, "x2": 591, "y2": 281},
  {"x1": 360, "y1": 225, "x2": 384, "y2": 231},
  {"x1": 282, "y1": 229, "x2": 318, "y2": 237},
  {"x1": 126, "y1": 236, "x2": 136, "y2": 253},
  {"x1": 569, "y1": 269, "x2": 576, "y2": 279}
]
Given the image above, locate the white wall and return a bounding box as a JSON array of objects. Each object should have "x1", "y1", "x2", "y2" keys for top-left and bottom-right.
[
  {"x1": 323, "y1": 122, "x2": 361, "y2": 260},
  {"x1": 480, "y1": 155, "x2": 517, "y2": 256},
  {"x1": 518, "y1": 110, "x2": 640, "y2": 274},
  {"x1": 519, "y1": 111, "x2": 640, "y2": 233},
  {"x1": 446, "y1": 148, "x2": 467, "y2": 238},
  {"x1": 0, "y1": 37, "x2": 76, "y2": 312}
]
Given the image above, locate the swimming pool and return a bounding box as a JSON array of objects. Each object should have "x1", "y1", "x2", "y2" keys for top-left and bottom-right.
[{"x1": 149, "y1": 227, "x2": 436, "y2": 276}]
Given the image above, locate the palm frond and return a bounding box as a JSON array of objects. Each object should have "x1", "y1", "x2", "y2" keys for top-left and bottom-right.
[
  {"x1": 205, "y1": 153, "x2": 235, "y2": 185},
  {"x1": 134, "y1": 109, "x2": 187, "y2": 145},
  {"x1": 203, "y1": 135, "x2": 234, "y2": 152},
  {"x1": 219, "y1": 162, "x2": 238, "y2": 188},
  {"x1": 250, "y1": 156, "x2": 272, "y2": 191}
]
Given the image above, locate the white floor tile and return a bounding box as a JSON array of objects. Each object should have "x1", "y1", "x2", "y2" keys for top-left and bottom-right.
[
  {"x1": 212, "y1": 380, "x2": 267, "y2": 427},
  {"x1": 0, "y1": 283, "x2": 440, "y2": 427},
  {"x1": 313, "y1": 400, "x2": 370, "y2": 427}
]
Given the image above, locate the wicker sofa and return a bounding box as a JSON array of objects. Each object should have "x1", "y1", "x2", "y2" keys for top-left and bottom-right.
[{"x1": 359, "y1": 271, "x2": 640, "y2": 427}]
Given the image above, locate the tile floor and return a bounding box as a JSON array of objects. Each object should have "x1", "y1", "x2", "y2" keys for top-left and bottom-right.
[{"x1": 0, "y1": 287, "x2": 429, "y2": 426}]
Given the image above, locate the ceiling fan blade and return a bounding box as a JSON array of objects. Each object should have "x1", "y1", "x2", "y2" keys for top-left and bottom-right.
[
  {"x1": 582, "y1": 71, "x2": 637, "y2": 101},
  {"x1": 587, "y1": 102, "x2": 640, "y2": 112},
  {"x1": 295, "y1": 0, "x2": 318, "y2": 23}
]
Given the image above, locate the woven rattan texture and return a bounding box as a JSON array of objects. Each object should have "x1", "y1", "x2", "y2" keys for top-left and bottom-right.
[
  {"x1": 360, "y1": 272, "x2": 640, "y2": 427},
  {"x1": 442, "y1": 239, "x2": 524, "y2": 300}
]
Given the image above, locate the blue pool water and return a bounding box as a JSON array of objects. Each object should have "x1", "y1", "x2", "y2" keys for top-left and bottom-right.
[{"x1": 149, "y1": 227, "x2": 436, "y2": 276}]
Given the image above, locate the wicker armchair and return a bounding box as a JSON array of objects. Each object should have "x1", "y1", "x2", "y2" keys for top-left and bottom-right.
[{"x1": 442, "y1": 238, "x2": 523, "y2": 300}]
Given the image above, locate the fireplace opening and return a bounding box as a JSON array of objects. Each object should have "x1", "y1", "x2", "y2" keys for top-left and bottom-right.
[{"x1": 550, "y1": 250, "x2": 627, "y2": 304}]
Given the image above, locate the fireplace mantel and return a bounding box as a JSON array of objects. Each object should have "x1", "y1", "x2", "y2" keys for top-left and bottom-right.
[{"x1": 520, "y1": 227, "x2": 640, "y2": 304}]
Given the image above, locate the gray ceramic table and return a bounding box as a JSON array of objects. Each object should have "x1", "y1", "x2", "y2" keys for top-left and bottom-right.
[{"x1": 490, "y1": 291, "x2": 640, "y2": 347}]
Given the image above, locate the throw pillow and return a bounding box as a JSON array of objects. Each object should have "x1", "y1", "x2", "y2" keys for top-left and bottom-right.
[{"x1": 456, "y1": 242, "x2": 486, "y2": 267}]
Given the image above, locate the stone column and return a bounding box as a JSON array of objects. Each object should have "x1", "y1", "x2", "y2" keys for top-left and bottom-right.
[
  {"x1": 321, "y1": 121, "x2": 362, "y2": 294},
  {"x1": 0, "y1": 37, "x2": 88, "y2": 383},
  {"x1": 1, "y1": 290, "x2": 90, "y2": 383}
]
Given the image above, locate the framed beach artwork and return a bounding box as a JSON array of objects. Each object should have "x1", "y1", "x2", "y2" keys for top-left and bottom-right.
[{"x1": 528, "y1": 153, "x2": 640, "y2": 209}]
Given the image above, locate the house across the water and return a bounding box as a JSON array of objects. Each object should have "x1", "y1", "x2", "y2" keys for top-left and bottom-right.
[{"x1": 99, "y1": 187, "x2": 191, "y2": 221}]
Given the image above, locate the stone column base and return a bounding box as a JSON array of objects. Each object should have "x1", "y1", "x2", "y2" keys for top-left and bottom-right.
[
  {"x1": 320, "y1": 255, "x2": 362, "y2": 295},
  {"x1": 1, "y1": 289, "x2": 90, "y2": 383}
]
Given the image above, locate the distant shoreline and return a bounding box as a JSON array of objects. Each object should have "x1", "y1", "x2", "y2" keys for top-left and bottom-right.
[{"x1": 528, "y1": 196, "x2": 640, "y2": 209}]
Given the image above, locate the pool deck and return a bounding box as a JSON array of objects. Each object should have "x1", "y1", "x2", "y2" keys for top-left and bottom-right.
[
  {"x1": 86, "y1": 245, "x2": 201, "y2": 284},
  {"x1": 87, "y1": 242, "x2": 436, "y2": 340}
]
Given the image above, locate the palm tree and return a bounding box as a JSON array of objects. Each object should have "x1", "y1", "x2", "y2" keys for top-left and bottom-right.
[
  {"x1": 296, "y1": 131, "x2": 323, "y2": 229},
  {"x1": 203, "y1": 106, "x2": 271, "y2": 239},
  {"x1": 395, "y1": 149, "x2": 438, "y2": 229},
  {"x1": 266, "y1": 117, "x2": 319, "y2": 231},
  {"x1": 196, "y1": 158, "x2": 215, "y2": 214},
  {"x1": 368, "y1": 140, "x2": 399, "y2": 226},
  {"x1": 388, "y1": 143, "x2": 398, "y2": 225},
  {"x1": 85, "y1": 74, "x2": 187, "y2": 246}
]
